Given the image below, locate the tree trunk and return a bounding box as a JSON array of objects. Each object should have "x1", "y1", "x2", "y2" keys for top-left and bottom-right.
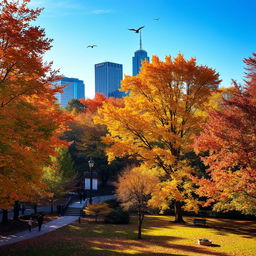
[
  {"x1": 174, "y1": 201, "x2": 184, "y2": 223},
  {"x1": 137, "y1": 212, "x2": 143, "y2": 239},
  {"x1": 1, "y1": 209, "x2": 8, "y2": 224},
  {"x1": 13, "y1": 201, "x2": 20, "y2": 220}
]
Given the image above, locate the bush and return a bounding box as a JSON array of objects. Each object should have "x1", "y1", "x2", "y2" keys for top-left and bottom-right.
[
  {"x1": 84, "y1": 203, "x2": 112, "y2": 222},
  {"x1": 104, "y1": 207, "x2": 130, "y2": 224},
  {"x1": 19, "y1": 214, "x2": 32, "y2": 220},
  {"x1": 104, "y1": 199, "x2": 120, "y2": 209}
]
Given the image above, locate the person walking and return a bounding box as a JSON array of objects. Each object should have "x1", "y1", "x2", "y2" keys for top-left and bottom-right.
[
  {"x1": 37, "y1": 214, "x2": 44, "y2": 231},
  {"x1": 28, "y1": 217, "x2": 33, "y2": 232}
]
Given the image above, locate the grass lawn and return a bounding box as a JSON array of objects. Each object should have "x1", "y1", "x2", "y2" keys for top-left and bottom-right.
[{"x1": 0, "y1": 215, "x2": 255, "y2": 256}]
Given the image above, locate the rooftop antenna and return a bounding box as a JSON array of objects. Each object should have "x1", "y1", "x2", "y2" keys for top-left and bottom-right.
[{"x1": 139, "y1": 30, "x2": 142, "y2": 50}]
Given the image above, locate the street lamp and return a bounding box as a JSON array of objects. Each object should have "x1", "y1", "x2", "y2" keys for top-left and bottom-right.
[{"x1": 88, "y1": 157, "x2": 95, "y2": 204}]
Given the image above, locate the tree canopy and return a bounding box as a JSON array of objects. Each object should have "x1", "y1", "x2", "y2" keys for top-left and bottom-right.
[
  {"x1": 95, "y1": 54, "x2": 220, "y2": 221},
  {"x1": 0, "y1": 0, "x2": 71, "y2": 209},
  {"x1": 116, "y1": 165, "x2": 159, "y2": 239},
  {"x1": 194, "y1": 53, "x2": 256, "y2": 215}
]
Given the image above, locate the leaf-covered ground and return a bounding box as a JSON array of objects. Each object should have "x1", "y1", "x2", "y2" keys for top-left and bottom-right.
[{"x1": 0, "y1": 215, "x2": 255, "y2": 256}]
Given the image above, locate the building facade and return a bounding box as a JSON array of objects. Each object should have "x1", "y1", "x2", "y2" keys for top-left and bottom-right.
[
  {"x1": 54, "y1": 77, "x2": 85, "y2": 108},
  {"x1": 95, "y1": 62, "x2": 124, "y2": 98},
  {"x1": 132, "y1": 49, "x2": 149, "y2": 76}
]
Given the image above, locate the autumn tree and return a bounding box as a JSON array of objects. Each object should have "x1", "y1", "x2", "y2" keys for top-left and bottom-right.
[
  {"x1": 64, "y1": 94, "x2": 129, "y2": 186},
  {"x1": 116, "y1": 165, "x2": 159, "y2": 239},
  {"x1": 83, "y1": 202, "x2": 112, "y2": 222},
  {"x1": 194, "y1": 53, "x2": 256, "y2": 215},
  {"x1": 0, "y1": 0, "x2": 70, "y2": 211},
  {"x1": 95, "y1": 54, "x2": 220, "y2": 222}
]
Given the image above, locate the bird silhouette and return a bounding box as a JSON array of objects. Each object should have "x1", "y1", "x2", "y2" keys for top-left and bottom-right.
[
  {"x1": 154, "y1": 18, "x2": 160, "y2": 21},
  {"x1": 87, "y1": 45, "x2": 97, "y2": 48},
  {"x1": 128, "y1": 26, "x2": 145, "y2": 33}
]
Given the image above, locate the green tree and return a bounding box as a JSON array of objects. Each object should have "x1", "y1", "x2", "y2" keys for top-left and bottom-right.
[
  {"x1": 66, "y1": 99, "x2": 86, "y2": 113},
  {"x1": 43, "y1": 148, "x2": 77, "y2": 213}
]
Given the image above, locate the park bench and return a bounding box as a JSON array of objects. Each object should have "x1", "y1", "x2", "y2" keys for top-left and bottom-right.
[{"x1": 193, "y1": 218, "x2": 207, "y2": 226}]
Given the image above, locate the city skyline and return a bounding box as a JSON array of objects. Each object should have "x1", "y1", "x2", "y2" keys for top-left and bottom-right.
[{"x1": 29, "y1": 0, "x2": 256, "y2": 98}]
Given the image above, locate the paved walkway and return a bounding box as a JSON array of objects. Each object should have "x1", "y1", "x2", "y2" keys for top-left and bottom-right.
[
  {"x1": 0, "y1": 195, "x2": 115, "y2": 247},
  {"x1": 0, "y1": 216, "x2": 78, "y2": 247}
]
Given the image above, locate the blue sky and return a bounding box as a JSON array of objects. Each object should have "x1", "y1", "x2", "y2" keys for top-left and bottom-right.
[{"x1": 29, "y1": 0, "x2": 256, "y2": 98}]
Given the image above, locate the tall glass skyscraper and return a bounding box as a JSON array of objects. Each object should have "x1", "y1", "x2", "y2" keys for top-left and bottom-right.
[
  {"x1": 132, "y1": 31, "x2": 149, "y2": 76},
  {"x1": 54, "y1": 77, "x2": 85, "y2": 108},
  {"x1": 132, "y1": 49, "x2": 149, "y2": 76},
  {"x1": 95, "y1": 62, "x2": 124, "y2": 98}
]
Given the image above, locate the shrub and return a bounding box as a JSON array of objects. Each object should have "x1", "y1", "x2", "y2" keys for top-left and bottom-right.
[
  {"x1": 84, "y1": 202, "x2": 112, "y2": 222},
  {"x1": 104, "y1": 199, "x2": 120, "y2": 209},
  {"x1": 104, "y1": 207, "x2": 130, "y2": 224}
]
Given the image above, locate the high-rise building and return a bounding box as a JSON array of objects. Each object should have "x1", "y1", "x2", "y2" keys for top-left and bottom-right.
[
  {"x1": 95, "y1": 61, "x2": 124, "y2": 98},
  {"x1": 132, "y1": 32, "x2": 149, "y2": 76},
  {"x1": 54, "y1": 77, "x2": 85, "y2": 108}
]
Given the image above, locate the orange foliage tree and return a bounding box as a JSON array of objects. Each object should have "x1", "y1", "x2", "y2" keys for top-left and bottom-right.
[
  {"x1": 0, "y1": 0, "x2": 70, "y2": 210},
  {"x1": 95, "y1": 54, "x2": 220, "y2": 222},
  {"x1": 194, "y1": 53, "x2": 256, "y2": 215}
]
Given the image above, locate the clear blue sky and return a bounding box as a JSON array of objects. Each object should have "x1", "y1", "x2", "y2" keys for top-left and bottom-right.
[{"x1": 29, "y1": 0, "x2": 256, "y2": 98}]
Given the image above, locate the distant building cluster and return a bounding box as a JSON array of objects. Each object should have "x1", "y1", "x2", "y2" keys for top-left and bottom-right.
[{"x1": 56, "y1": 47, "x2": 149, "y2": 108}]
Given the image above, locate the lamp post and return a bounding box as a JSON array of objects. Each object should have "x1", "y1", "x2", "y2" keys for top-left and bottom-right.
[{"x1": 88, "y1": 157, "x2": 95, "y2": 204}]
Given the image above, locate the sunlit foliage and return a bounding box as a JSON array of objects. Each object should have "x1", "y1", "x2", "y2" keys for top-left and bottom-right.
[
  {"x1": 95, "y1": 54, "x2": 220, "y2": 221},
  {"x1": 116, "y1": 165, "x2": 159, "y2": 239},
  {"x1": 84, "y1": 202, "x2": 112, "y2": 222},
  {"x1": 194, "y1": 53, "x2": 256, "y2": 215},
  {"x1": 0, "y1": 0, "x2": 71, "y2": 209}
]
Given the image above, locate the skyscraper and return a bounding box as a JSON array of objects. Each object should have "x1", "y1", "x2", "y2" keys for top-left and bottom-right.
[
  {"x1": 132, "y1": 32, "x2": 149, "y2": 76},
  {"x1": 54, "y1": 77, "x2": 85, "y2": 108},
  {"x1": 95, "y1": 62, "x2": 124, "y2": 98}
]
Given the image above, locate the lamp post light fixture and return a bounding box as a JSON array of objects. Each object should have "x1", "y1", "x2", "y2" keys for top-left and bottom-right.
[{"x1": 88, "y1": 157, "x2": 95, "y2": 204}]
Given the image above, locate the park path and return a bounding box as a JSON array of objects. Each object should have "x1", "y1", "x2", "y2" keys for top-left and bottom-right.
[
  {"x1": 0, "y1": 195, "x2": 115, "y2": 247},
  {"x1": 0, "y1": 216, "x2": 78, "y2": 247}
]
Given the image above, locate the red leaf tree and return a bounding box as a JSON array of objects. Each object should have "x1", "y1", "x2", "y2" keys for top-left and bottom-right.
[{"x1": 194, "y1": 53, "x2": 256, "y2": 214}]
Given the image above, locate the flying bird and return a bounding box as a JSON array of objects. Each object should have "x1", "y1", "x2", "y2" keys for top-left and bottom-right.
[
  {"x1": 128, "y1": 26, "x2": 145, "y2": 33},
  {"x1": 154, "y1": 18, "x2": 160, "y2": 21},
  {"x1": 87, "y1": 45, "x2": 97, "y2": 48}
]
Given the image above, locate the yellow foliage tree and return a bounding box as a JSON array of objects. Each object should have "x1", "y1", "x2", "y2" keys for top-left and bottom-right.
[
  {"x1": 116, "y1": 165, "x2": 159, "y2": 239},
  {"x1": 95, "y1": 54, "x2": 220, "y2": 222},
  {"x1": 83, "y1": 202, "x2": 112, "y2": 222}
]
